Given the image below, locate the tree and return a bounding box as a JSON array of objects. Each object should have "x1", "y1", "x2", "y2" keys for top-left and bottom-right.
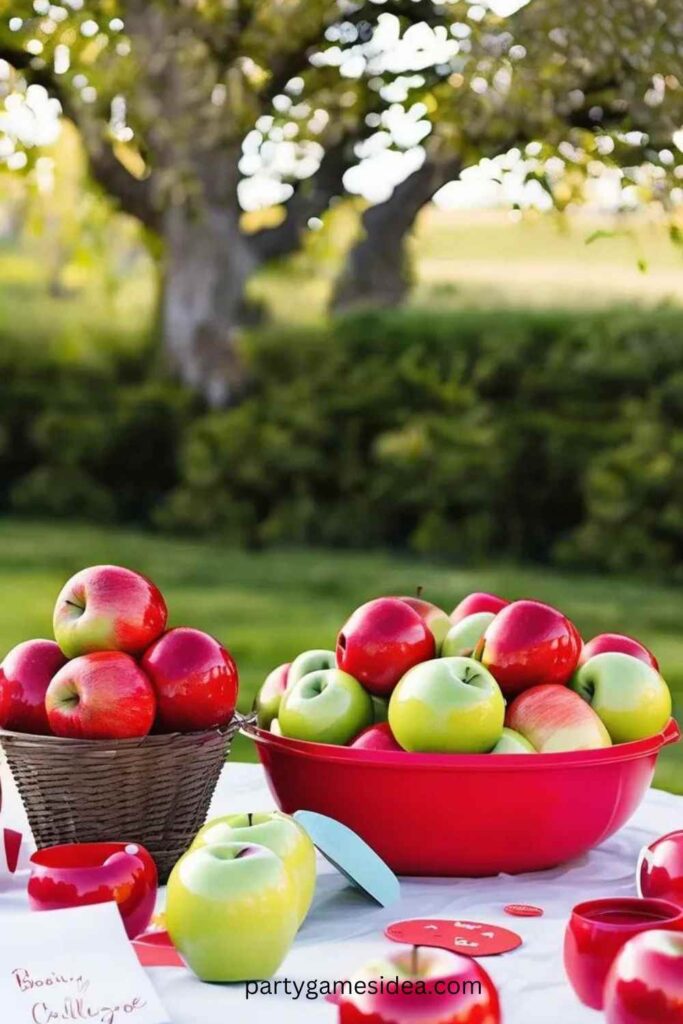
[
  {"x1": 2, "y1": 0, "x2": 682, "y2": 403},
  {"x1": 332, "y1": 0, "x2": 683, "y2": 310},
  {"x1": 0, "y1": 1, "x2": 401, "y2": 404}
]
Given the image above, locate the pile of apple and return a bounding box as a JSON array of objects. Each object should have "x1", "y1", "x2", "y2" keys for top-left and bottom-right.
[
  {"x1": 256, "y1": 592, "x2": 673, "y2": 755},
  {"x1": 0, "y1": 565, "x2": 238, "y2": 739}
]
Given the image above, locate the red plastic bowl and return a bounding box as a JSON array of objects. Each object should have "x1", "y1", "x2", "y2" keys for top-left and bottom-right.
[{"x1": 248, "y1": 718, "x2": 680, "y2": 876}]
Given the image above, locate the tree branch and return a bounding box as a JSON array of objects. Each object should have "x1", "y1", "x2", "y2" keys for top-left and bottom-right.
[
  {"x1": 0, "y1": 46, "x2": 161, "y2": 232},
  {"x1": 331, "y1": 153, "x2": 463, "y2": 312}
]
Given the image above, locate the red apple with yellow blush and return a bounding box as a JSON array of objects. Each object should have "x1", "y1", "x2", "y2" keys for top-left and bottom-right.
[
  {"x1": 336, "y1": 598, "x2": 434, "y2": 697},
  {"x1": 0, "y1": 639, "x2": 67, "y2": 734},
  {"x1": 53, "y1": 565, "x2": 167, "y2": 659},
  {"x1": 449, "y1": 591, "x2": 507, "y2": 624},
  {"x1": 476, "y1": 599, "x2": 581, "y2": 696},
  {"x1": 142, "y1": 627, "x2": 238, "y2": 732},
  {"x1": 579, "y1": 633, "x2": 658, "y2": 671}
]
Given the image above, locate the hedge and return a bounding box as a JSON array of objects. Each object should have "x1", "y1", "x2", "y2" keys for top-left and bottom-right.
[{"x1": 4, "y1": 305, "x2": 683, "y2": 575}]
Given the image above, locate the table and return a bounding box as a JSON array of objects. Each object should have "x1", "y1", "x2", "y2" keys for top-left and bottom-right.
[{"x1": 2, "y1": 761, "x2": 682, "y2": 1023}]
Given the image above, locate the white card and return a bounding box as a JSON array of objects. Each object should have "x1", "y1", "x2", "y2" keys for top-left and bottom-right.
[{"x1": 1, "y1": 902, "x2": 170, "y2": 1024}]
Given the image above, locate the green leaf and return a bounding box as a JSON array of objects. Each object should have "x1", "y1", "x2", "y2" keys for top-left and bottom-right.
[{"x1": 585, "y1": 229, "x2": 617, "y2": 246}]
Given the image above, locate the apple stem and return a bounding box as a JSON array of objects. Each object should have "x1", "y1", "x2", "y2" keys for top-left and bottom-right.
[
  {"x1": 247, "y1": 813, "x2": 253, "y2": 827},
  {"x1": 416, "y1": 585, "x2": 423, "y2": 599},
  {"x1": 411, "y1": 945, "x2": 419, "y2": 977}
]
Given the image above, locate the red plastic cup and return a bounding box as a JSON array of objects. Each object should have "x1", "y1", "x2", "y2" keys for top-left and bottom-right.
[
  {"x1": 563, "y1": 897, "x2": 683, "y2": 1010},
  {"x1": 29, "y1": 841, "x2": 157, "y2": 939}
]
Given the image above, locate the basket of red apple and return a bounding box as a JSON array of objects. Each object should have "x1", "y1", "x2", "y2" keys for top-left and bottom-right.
[
  {"x1": 247, "y1": 593, "x2": 680, "y2": 876},
  {"x1": 0, "y1": 565, "x2": 241, "y2": 882}
]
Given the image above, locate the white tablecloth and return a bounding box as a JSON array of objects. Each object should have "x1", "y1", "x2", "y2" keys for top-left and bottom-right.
[{"x1": 2, "y1": 760, "x2": 682, "y2": 1024}]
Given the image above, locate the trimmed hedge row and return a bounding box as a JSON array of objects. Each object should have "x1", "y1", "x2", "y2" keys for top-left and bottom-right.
[{"x1": 4, "y1": 306, "x2": 683, "y2": 574}]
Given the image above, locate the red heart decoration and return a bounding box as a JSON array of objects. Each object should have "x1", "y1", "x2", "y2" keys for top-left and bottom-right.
[{"x1": 385, "y1": 918, "x2": 522, "y2": 957}]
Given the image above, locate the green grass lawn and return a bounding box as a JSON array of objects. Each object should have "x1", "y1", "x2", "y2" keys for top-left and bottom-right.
[{"x1": 0, "y1": 519, "x2": 680, "y2": 794}]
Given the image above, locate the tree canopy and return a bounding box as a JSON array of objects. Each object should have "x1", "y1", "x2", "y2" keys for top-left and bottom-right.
[{"x1": 1, "y1": 0, "x2": 682, "y2": 402}]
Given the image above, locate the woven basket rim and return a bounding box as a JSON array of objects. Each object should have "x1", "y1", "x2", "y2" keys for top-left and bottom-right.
[{"x1": 0, "y1": 709, "x2": 245, "y2": 750}]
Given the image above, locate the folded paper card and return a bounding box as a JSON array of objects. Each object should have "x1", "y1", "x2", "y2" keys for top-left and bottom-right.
[{"x1": 1, "y1": 902, "x2": 170, "y2": 1024}]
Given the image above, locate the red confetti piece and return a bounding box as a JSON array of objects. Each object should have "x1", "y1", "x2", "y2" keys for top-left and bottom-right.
[{"x1": 504, "y1": 904, "x2": 544, "y2": 918}]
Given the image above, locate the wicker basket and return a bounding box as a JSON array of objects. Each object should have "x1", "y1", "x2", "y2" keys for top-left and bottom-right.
[{"x1": 0, "y1": 713, "x2": 243, "y2": 882}]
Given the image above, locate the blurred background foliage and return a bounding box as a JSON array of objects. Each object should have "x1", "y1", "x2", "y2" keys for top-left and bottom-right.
[{"x1": 0, "y1": 1, "x2": 682, "y2": 785}]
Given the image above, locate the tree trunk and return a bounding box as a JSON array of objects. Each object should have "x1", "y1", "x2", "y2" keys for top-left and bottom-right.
[
  {"x1": 162, "y1": 200, "x2": 257, "y2": 408},
  {"x1": 331, "y1": 157, "x2": 462, "y2": 314}
]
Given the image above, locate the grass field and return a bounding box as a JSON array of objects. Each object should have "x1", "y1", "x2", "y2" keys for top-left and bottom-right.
[
  {"x1": 2, "y1": 209, "x2": 681, "y2": 352},
  {"x1": 0, "y1": 519, "x2": 679, "y2": 794},
  {"x1": 252, "y1": 208, "x2": 683, "y2": 323}
]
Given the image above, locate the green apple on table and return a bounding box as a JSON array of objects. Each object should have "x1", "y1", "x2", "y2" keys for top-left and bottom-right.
[
  {"x1": 570, "y1": 651, "x2": 672, "y2": 743},
  {"x1": 442, "y1": 612, "x2": 496, "y2": 658},
  {"x1": 191, "y1": 811, "x2": 316, "y2": 925},
  {"x1": 491, "y1": 727, "x2": 536, "y2": 753},
  {"x1": 287, "y1": 649, "x2": 336, "y2": 688},
  {"x1": 388, "y1": 656, "x2": 505, "y2": 754},
  {"x1": 279, "y1": 668, "x2": 373, "y2": 745},
  {"x1": 166, "y1": 842, "x2": 299, "y2": 982}
]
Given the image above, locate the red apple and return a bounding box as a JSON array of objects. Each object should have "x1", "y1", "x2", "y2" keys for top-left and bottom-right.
[
  {"x1": 506, "y1": 683, "x2": 611, "y2": 752},
  {"x1": 579, "y1": 633, "x2": 658, "y2": 671},
  {"x1": 604, "y1": 929, "x2": 683, "y2": 1024},
  {"x1": 397, "y1": 596, "x2": 451, "y2": 652},
  {"x1": 638, "y1": 831, "x2": 683, "y2": 909},
  {"x1": 53, "y1": 565, "x2": 167, "y2": 659},
  {"x1": 255, "y1": 662, "x2": 290, "y2": 729},
  {"x1": 336, "y1": 598, "x2": 435, "y2": 697},
  {"x1": 350, "y1": 722, "x2": 404, "y2": 752},
  {"x1": 142, "y1": 627, "x2": 238, "y2": 732},
  {"x1": 0, "y1": 639, "x2": 67, "y2": 734},
  {"x1": 450, "y1": 591, "x2": 507, "y2": 624},
  {"x1": 0, "y1": 671, "x2": 12, "y2": 728},
  {"x1": 45, "y1": 652, "x2": 156, "y2": 740},
  {"x1": 476, "y1": 599, "x2": 581, "y2": 695},
  {"x1": 336, "y1": 946, "x2": 500, "y2": 1024}
]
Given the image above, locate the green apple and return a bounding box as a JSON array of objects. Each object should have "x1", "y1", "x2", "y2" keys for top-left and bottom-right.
[
  {"x1": 442, "y1": 612, "x2": 496, "y2": 658},
  {"x1": 491, "y1": 727, "x2": 536, "y2": 753},
  {"x1": 287, "y1": 649, "x2": 336, "y2": 688},
  {"x1": 388, "y1": 656, "x2": 505, "y2": 753},
  {"x1": 166, "y1": 842, "x2": 298, "y2": 981},
  {"x1": 191, "y1": 812, "x2": 316, "y2": 925},
  {"x1": 255, "y1": 662, "x2": 290, "y2": 728},
  {"x1": 570, "y1": 651, "x2": 672, "y2": 743},
  {"x1": 279, "y1": 668, "x2": 373, "y2": 745},
  {"x1": 371, "y1": 695, "x2": 389, "y2": 723}
]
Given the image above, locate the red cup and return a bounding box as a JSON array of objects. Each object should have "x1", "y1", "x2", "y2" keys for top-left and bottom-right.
[
  {"x1": 29, "y1": 842, "x2": 157, "y2": 939},
  {"x1": 564, "y1": 897, "x2": 683, "y2": 1010},
  {"x1": 638, "y1": 830, "x2": 683, "y2": 910}
]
